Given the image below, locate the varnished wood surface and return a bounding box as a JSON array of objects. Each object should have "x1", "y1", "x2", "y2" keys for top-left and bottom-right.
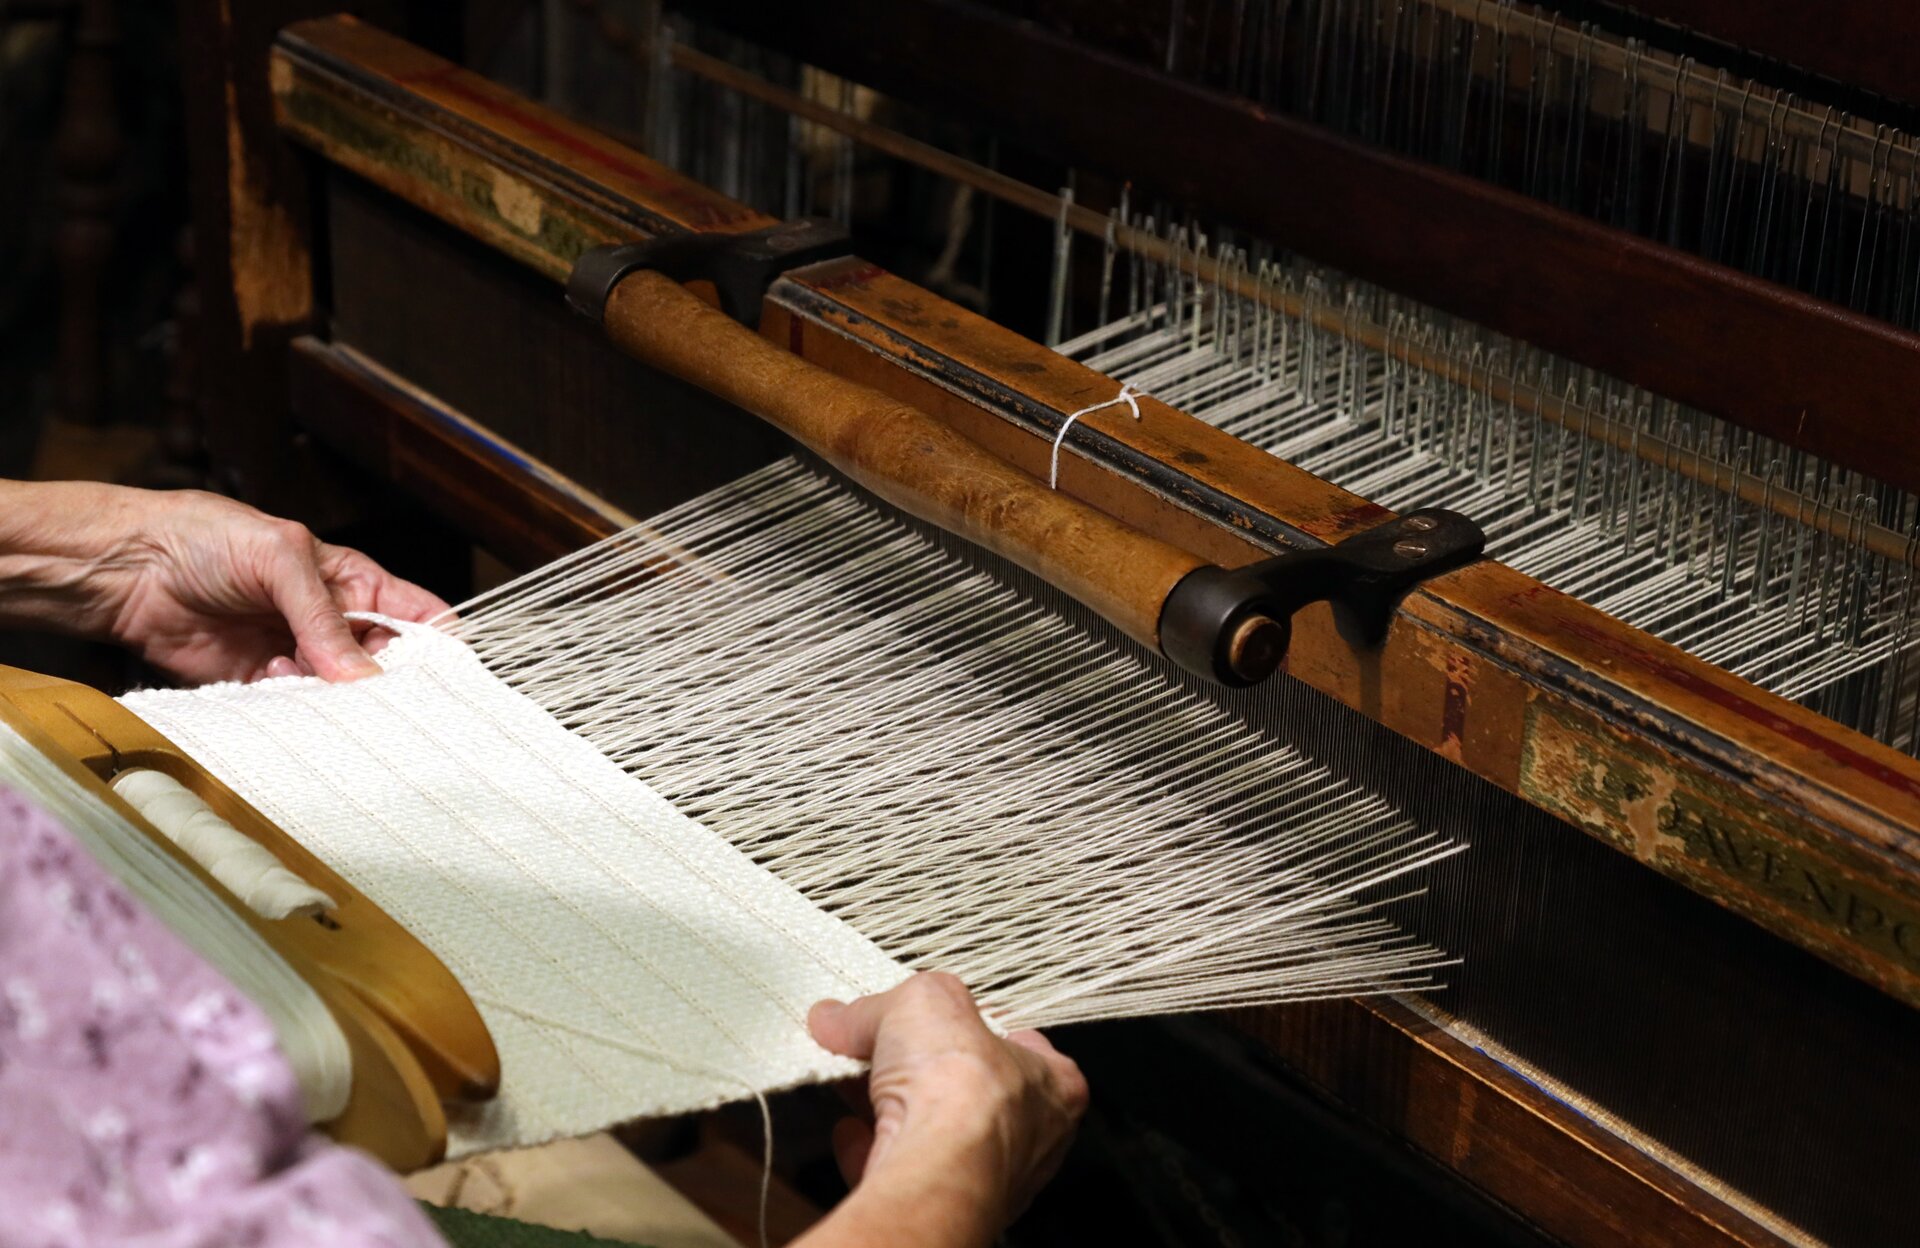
[
  {"x1": 695, "y1": 0, "x2": 1920, "y2": 497},
  {"x1": 0, "y1": 664, "x2": 495, "y2": 1169},
  {"x1": 602, "y1": 269, "x2": 1207, "y2": 653}
]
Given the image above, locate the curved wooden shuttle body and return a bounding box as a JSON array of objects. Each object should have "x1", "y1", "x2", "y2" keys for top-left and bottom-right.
[
  {"x1": 158, "y1": 8, "x2": 1920, "y2": 1243},
  {"x1": 0, "y1": 663, "x2": 501, "y2": 1169}
]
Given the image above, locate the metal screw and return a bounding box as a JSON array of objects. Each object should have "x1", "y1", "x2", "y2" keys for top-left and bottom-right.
[
  {"x1": 1402, "y1": 515, "x2": 1438, "y2": 532},
  {"x1": 1393, "y1": 538, "x2": 1430, "y2": 559}
]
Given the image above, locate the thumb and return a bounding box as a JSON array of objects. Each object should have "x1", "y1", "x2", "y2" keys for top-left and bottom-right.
[{"x1": 269, "y1": 553, "x2": 379, "y2": 681}]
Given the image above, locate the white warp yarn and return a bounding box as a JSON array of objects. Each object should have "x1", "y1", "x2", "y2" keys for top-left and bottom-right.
[{"x1": 120, "y1": 622, "x2": 909, "y2": 1156}]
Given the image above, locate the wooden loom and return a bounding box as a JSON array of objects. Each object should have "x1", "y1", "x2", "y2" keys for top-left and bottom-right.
[{"x1": 172, "y1": 6, "x2": 1920, "y2": 1245}]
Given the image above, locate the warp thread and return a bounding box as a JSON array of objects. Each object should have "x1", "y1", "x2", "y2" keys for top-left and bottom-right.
[{"x1": 1049, "y1": 385, "x2": 1142, "y2": 489}]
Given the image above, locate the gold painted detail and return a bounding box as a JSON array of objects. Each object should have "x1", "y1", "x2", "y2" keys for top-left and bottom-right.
[
  {"x1": 1521, "y1": 698, "x2": 1920, "y2": 996},
  {"x1": 275, "y1": 71, "x2": 607, "y2": 279}
]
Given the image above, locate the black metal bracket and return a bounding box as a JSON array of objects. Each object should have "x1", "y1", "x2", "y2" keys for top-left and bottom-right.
[
  {"x1": 1159, "y1": 509, "x2": 1487, "y2": 686},
  {"x1": 565, "y1": 220, "x2": 853, "y2": 330}
]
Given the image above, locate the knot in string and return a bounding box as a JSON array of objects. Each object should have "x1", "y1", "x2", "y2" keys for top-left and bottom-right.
[{"x1": 1049, "y1": 385, "x2": 1143, "y2": 489}]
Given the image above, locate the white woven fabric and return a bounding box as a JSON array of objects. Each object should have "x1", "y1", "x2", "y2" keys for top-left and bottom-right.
[{"x1": 120, "y1": 622, "x2": 909, "y2": 1157}]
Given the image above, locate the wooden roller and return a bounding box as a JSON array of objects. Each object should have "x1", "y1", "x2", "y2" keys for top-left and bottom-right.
[
  {"x1": 600, "y1": 267, "x2": 1293, "y2": 682},
  {"x1": 0, "y1": 664, "x2": 500, "y2": 1170}
]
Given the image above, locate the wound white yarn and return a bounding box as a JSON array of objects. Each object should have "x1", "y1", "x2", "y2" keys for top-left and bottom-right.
[
  {"x1": 1048, "y1": 384, "x2": 1142, "y2": 488},
  {"x1": 110, "y1": 768, "x2": 335, "y2": 920},
  {"x1": 0, "y1": 721, "x2": 352, "y2": 1123}
]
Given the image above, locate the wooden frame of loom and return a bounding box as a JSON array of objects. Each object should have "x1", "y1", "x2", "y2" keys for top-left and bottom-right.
[
  {"x1": 267, "y1": 9, "x2": 1920, "y2": 1029},
  {"x1": 167, "y1": 8, "x2": 1920, "y2": 1244}
]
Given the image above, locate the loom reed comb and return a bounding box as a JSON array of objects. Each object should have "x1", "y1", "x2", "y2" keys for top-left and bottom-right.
[{"x1": 0, "y1": 663, "x2": 499, "y2": 1170}]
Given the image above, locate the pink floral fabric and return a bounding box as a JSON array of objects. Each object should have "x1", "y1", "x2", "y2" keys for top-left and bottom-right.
[{"x1": 0, "y1": 784, "x2": 446, "y2": 1248}]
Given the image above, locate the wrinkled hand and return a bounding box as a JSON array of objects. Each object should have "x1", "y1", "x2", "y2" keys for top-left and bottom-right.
[
  {"x1": 806, "y1": 973, "x2": 1087, "y2": 1241},
  {"x1": 0, "y1": 483, "x2": 448, "y2": 684}
]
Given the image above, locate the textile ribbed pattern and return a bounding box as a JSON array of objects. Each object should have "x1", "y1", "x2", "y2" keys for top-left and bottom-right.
[{"x1": 120, "y1": 623, "x2": 909, "y2": 1156}]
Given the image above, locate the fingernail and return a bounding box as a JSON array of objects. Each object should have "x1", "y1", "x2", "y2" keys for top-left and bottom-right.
[{"x1": 344, "y1": 652, "x2": 381, "y2": 680}]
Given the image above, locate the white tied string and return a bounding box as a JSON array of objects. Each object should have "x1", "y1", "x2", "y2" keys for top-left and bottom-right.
[{"x1": 1048, "y1": 384, "x2": 1142, "y2": 488}]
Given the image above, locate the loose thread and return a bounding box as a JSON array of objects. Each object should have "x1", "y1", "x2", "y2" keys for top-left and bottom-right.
[
  {"x1": 473, "y1": 995, "x2": 775, "y2": 1248},
  {"x1": 1048, "y1": 385, "x2": 1142, "y2": 489}
]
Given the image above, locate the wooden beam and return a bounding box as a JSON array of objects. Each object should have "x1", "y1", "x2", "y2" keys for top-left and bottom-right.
[
  {"x1": 1229, "y1": 999, "x2": 1797, "y2": 1248},
  {"x1": 766, "y1": 258, "x2": 1920, "y2": 1011}
]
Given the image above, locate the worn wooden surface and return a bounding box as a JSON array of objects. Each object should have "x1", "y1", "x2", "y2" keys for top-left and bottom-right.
[
  {"x1": 177, "y1": 0, "x2": 360, "y2": 505},
  {"x1": 602, "y1": 268, "x2": 1208, "y2": 653},
  {"x1": 696, "y1": 0, "x2": 1920, "y2": 498},
  {"x1": 274, "y1": 15, "x2": 770, "y2": 281}
]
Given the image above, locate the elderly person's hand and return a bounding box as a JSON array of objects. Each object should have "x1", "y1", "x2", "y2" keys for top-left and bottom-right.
[
  {"x1": 799, "y1": 973, "x2": 1088, "y2": 1248},
  {"x1": 0, "y1": 481, "x2": 448, "y2": 684}
]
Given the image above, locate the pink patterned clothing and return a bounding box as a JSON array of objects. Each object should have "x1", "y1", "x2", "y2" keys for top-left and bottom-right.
[{"x1": 0, "y1": 784, "x2": 446, "y2": 1248}]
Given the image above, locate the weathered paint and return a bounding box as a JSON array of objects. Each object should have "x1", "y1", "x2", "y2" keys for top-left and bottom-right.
[
  {"x1": 1520, "y1": 697, "x2": 1920, "y2": 989},
  {"x1": 274, "y1": 71, "x2": 610, "y2": 278}
]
